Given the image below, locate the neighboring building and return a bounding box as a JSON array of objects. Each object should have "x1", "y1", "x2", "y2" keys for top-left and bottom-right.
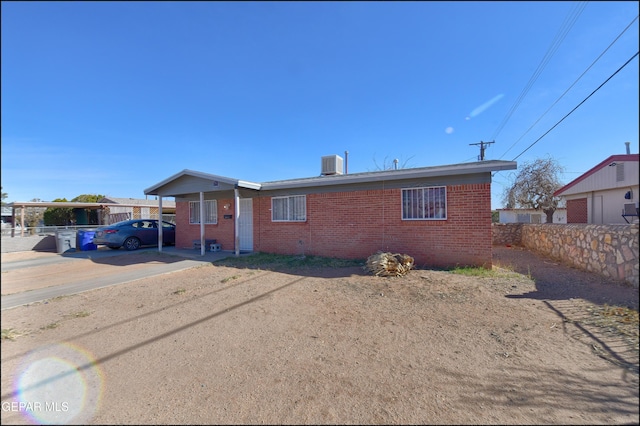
[
  {"x1": 554, "y1": 151, "x2": 639, "y2": 224},
  {"x1": 98, "y1": 197, "x2": 176, "y2": 223},
  {"x1": 1, "y1": 206, "x2": 13, "y2": 225},
  {"x1": 1, "y1": 206, "x2": 14, "y2": 235},
  {"x1": 144, "y1": 157, "x2": 517, "y2": 268},
  {"x1": 497, "y1": 208, "x2": 567, "y2": 224}
]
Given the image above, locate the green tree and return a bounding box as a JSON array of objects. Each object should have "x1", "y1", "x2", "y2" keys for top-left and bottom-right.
[
  {"x1": 1, "y1": 187, "x2": 7, "y2": 206},
  {"x1": 43, "y1": 194, "x2": 105, "y2": 226},
  {"x1": 43, "y1": 198, "x2": 73, "y2": 226},
  {"x1": 502, "y1": 157, "x2": 565, "y2": 223},
  {"x1": 72, "y1": 194, "x2": 105, "y2": 203},
  {"x1": 72, "y1": 194, "x2": 105, "y2": 225}
]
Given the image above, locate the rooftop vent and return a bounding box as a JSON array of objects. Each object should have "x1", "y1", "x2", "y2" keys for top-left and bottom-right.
[{"x1": 321, "y1": 155, "x2": 344, "y2": 176}]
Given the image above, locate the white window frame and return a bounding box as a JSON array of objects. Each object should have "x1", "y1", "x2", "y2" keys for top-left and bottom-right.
[
  {"x1": 189, "y1": 200, "x2": 218, "y2": 224},
  {"x1": 272, "y1": 195, "x2": 306, "y2": 222},
  {"x1": 402, "y1": 186, "x2": 447, "y2": 220}
]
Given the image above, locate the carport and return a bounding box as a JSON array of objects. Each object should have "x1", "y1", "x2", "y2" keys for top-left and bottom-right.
[
  {"x1": 5, "y1": 201, "x2": 176, "y2": 237},
  {"x1": 6, "y1": 201, "x2": 113, "y2": 238}
]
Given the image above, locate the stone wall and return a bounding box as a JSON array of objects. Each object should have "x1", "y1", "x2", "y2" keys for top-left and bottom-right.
[
  {"x1": 492, "y1": 223, "x2": 639, "y2": 287},
  {"x1": 492, "y1": 223, "x2": 523, "y2": 246}
]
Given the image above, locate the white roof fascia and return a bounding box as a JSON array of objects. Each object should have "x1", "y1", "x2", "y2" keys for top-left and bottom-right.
[{"x1": 237, "y1": 180, "x2": 262, "y2": 190}]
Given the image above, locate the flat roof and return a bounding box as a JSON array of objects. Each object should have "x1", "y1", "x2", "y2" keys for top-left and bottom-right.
[
  {"x1": 6, "y1": 201, "x2": 176, "y2": 210},
  {"x1": 145, "y1": 160, "x2": 517, "y2": 196}
]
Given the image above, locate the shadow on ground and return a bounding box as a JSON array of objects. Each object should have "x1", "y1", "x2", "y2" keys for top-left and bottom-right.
[{"x1": 493, "y1": 245, "x2": 638, "y2": 309}]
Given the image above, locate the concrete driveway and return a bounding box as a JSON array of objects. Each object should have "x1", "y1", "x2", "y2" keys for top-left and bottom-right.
[{"x1": 1, "y1": 247, "x2": 238, "y2": 310}]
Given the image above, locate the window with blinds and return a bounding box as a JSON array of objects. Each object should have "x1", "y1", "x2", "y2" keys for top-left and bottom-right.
[
  {"x1": 189, "y1": 200, "x2": 218, "y2": 224},
  {"x1": 271, "y1": 195, "x2": 306, "y2": 222}
]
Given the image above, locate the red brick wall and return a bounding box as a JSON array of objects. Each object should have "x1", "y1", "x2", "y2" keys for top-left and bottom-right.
[
  {"x1": 253, "y1": 183, "x2": 493, "y2": 268},
  {"x1": 175, "y1": 198, "x2": 236, "y2": 250},
  {"x1": 566, "y1": 198, "x2": 588, "y2": 223}
]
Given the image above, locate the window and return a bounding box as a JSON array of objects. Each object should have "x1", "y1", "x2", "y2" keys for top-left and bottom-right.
[
  {"x1": 189, "y1": 200, "x2": 217, "y2": 224},
  {"x1": 402, "y1": 186, "x2": 446, "y2": 220},
  {"x1": 272, "y1": 195, "x2": 306, "y2": 222},
  {"x1": 530, "y1": 214, "x2": 542, "y2": 224}
]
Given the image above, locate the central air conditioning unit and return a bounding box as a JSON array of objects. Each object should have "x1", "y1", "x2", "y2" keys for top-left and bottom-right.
[{"x1": 321, "y1": 155, "x2": 344, "y2": 176}]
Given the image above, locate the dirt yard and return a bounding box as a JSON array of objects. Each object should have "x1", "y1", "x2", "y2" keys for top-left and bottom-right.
[{"x1": 1, "y1": 246, "x2": 638, "y2": 425}]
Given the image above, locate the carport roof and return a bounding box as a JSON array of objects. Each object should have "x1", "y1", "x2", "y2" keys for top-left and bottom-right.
[{"x1": 5, "y1": 201, "x2": 176, "y2": 210}]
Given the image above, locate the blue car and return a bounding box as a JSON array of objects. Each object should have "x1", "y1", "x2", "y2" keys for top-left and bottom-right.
[{"x1": 92, "y1": 219, "x2": 176, "y2": 250}]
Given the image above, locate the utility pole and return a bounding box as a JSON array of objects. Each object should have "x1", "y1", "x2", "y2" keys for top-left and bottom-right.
[{"x1": 469, "y1": 140, "x2": 494, "y2": 161}]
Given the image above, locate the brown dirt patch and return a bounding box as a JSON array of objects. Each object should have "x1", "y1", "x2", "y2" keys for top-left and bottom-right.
[{"x1": 1, "y1": 246, "x2": 638, "y2": 425}]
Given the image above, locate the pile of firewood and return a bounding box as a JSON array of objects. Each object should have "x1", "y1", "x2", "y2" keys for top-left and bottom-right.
[{"x1": 364, "y1": 252, "x2": 415, "y2": 277}]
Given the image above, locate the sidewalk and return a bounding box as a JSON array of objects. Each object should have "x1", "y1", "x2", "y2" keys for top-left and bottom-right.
[
  {"x1": 1, "y1": 246, "x2": 252, "y2": 310},
  {"x1": 1, "y1": 245, "x2": 248, "y2": 265}
]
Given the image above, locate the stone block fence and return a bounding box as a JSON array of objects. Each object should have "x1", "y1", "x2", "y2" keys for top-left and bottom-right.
[{"x1": 493, "y1": 223, "x2": 639, "y2": 288}]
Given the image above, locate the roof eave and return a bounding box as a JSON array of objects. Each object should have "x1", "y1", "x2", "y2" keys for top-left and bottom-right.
[
  {"x1": 262, "y1": 160, "x2": 517, "y2": 190},
  {"x1": 144, "y1": 169, "x2": 261, "y2": 195},
  {"x1": 554, "y1": 154, "x2": 640, "y2": 196}
]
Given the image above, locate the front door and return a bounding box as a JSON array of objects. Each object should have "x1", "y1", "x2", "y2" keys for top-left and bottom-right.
[{"x1": 239, "y1": 199, "x2": 253, "y2": 251}]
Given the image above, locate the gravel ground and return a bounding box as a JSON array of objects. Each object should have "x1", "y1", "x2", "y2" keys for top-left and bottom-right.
[{"x1": 1, "y1": 245, "x2": 638, "y2": 425}]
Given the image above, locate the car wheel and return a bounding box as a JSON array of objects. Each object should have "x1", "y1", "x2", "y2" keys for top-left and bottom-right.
[{"x1": 124, "y1": 237, "x2": 141, "y2": 251}]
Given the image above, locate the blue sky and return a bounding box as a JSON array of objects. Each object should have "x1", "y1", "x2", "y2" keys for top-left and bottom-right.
[{"x1": 2, "y1": 1, "x2": 638, "y2": 209}]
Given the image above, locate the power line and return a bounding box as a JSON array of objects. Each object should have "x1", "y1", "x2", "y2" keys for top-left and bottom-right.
[
  {"x1": 498, "y1": 14, "x2": 639, "y2": 160},
  {"x1": 511, "y1": 51, "x2": 639, "y2": 161},
  {"x1": 490, "y1": 1, "x2": 587, "y2": 141}
]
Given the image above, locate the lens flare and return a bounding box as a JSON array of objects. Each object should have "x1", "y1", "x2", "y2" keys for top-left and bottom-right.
[
  {"x1": 469, "y1": 94, "x2": 504, "y2": 118},
  {"x1": 13, "y1": 343, "x2": 104, "y2": 425}
]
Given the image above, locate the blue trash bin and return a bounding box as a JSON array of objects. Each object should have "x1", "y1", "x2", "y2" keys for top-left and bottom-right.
[{"x1": 76, "y1": 230, "x2": 97, "y2": 251}]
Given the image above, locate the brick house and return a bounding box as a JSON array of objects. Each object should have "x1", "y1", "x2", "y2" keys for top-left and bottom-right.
[
  {"x1": 554, "y1": 152, "x2": 639, "y2": 224},
  {"x1": 144, "y1": 157, "x2": 516, "y2": 268}
]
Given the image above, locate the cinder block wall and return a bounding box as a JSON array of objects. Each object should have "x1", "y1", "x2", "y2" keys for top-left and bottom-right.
[{"x1": 254, "y1": 183, "x2": 493, "y2": 268}]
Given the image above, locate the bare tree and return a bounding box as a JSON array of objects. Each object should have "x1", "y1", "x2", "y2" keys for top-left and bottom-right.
[{"x1": 502, "y1": 157, "x2": 565, "y2": 223}]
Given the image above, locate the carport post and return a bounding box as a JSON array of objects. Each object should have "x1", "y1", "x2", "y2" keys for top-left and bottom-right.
[
  {"x1": 158, "y1": 197, "x2": 163, "y2": 253},
  {"x1": 234, "y1": 188, "x2": 240, "y2": 257},
  {"x1": 200, "y1": 191, "x2": 205, "y2": 256},
  {"x1": 11, "y1": 206, "x2": 16, "y2": 238},
  {"x1": 20, "y1": 206, "x2": 25, "y2": 237}
]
